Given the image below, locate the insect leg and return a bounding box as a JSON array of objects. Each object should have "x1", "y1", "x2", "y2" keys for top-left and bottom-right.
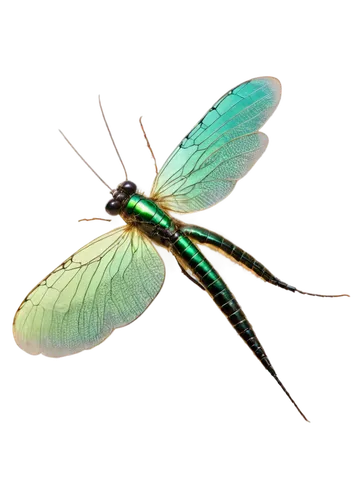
[
  {"x1": 78, "y1": 215, "x2": 111, "y2": 224},
  {"x1": 137, "y1": 115, "x2": 159, "y2": 177},
  {"x1": 175, "y1": 258, "x2": 205, "y2": 291}
]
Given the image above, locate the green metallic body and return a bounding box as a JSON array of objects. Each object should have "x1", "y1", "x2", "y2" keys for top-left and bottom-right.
[
  {"x1": 16, "y1": 76, "x2": 336, "y2": 420},
  {"x1": 180, "y1": 225, "x2": 297, "y2": 293},
  {"x1": 120, "y1": 192, "x2": 309, "y2": 419},
  {"x1": 123, "y1": 195, "x2": 280, "y2": 384},
  {"x1": 124, "y1": 193, "x2": 176, "y2": 242}
]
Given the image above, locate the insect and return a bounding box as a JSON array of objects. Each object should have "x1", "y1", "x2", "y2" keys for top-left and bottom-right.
[{"x1": 13, "y1": 77, "x2": 348, "y2": 421}]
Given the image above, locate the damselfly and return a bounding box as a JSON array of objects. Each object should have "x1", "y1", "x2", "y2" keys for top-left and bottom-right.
[{"x1": 11, "y1": 76, "x2": 350, "y2": 422}]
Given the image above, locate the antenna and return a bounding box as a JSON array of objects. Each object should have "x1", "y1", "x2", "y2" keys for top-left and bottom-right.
[
  {"x1": 139, "y1": 116, "x2": 158, "y2": 175},
  {"x1": 97, "y1": 92, "x2": 129, "y2": 179}
]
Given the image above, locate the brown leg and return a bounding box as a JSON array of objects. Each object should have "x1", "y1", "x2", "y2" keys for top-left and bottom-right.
[{"x1": 137, "y1": 115, "x2": 159, "y2": 181}]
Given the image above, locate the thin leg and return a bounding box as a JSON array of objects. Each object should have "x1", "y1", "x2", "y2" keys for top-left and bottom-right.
[
  {"x1": 137, "y1": 115, "x2": 159, "y2": 178},
  {"x1": 176, "y1": 258, "x2": 205, "y2": 291},
  {"x1": 78, "y1": 215, "x2": 111, "y2": 224}
]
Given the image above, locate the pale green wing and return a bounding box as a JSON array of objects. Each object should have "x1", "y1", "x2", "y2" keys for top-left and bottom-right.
[
  {"x1": 151, "y1": 77, "x2": 281, "y2": 213},
  {"x1": 13, "y1": 227, "x2": 165, "y2": 357}
]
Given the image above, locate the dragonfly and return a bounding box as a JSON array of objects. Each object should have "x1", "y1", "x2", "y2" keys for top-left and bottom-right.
[{"x1": 13, "y1": 77, "x2": 348, "y2": 421}]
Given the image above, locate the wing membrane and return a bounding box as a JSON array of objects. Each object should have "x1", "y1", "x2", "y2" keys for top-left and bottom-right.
[
  {"x1": 13, "y1": 226, "x2": 165, "y2": 357},
  {"x1": 151, "y1": 77, "x2": 281, "y2": 213}
]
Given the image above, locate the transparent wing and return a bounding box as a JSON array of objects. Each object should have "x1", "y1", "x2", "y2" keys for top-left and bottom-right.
[
  {"x1": 13, "y1": 226, "x2": 165, "y2": 357},
  {"x1": 151, "y1": 77, "x2": 281, "y2": 213}
]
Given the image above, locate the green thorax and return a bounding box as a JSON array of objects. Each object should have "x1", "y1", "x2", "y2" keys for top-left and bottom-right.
[{"x1": 124, "y1": 193, "x2": 174, "y2": 229}]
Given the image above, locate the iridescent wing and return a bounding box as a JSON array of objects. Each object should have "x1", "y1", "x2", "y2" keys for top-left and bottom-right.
[
  {"x1": 13, "y1": 226, "x2": 165, "y2": 357},
  {"x1": 151, "y1": 77, "x2": 281, "y2": 213}
]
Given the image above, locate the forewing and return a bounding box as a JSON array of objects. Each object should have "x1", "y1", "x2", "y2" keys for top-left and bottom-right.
[
  {"x1": 151, "y1": 77, "x2": 280, "y2": 213},
  {"x1": 13, "y1": 226, "x2": 165, "y2": 357}
]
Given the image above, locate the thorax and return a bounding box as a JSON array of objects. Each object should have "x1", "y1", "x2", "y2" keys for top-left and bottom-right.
[{"x1": 121, "y1": 193, "x2": 178, "y2": 247}]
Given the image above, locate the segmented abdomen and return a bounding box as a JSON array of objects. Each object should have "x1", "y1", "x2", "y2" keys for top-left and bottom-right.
[
  {"x1": 121, "y1": 196, "x2": 308, "y2": 420},
  {"x1": 171, "y1": 231, "x2": 276, "y2": 376},
  {"x1": 181, "y1": 225, "x2": 296, "y2": 293},
  {"x1": 172, "y1": 231, "x2": 309, "y2": 422}
]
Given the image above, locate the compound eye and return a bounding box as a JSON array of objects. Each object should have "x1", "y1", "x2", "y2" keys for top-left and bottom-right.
[
  {"x1": 120, "y1": 180, "x2": 136, "y2": 194},
  {"x1": 112, "y1": 189, "x2": 128, "y2": 202},
  {"x1": 105, "y1": 199, "x2": 122, "y2": 216}
]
